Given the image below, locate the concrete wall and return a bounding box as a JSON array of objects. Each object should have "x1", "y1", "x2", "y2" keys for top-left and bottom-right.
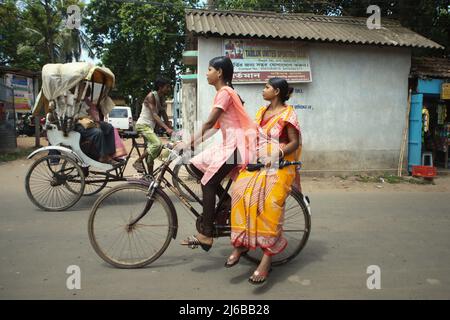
[
  {"x1": 181, "y1": 82, "x2": 197, "y2": 135},
  {"x1": 196, "y1": 37, "x2": 412, "y2": 172}
]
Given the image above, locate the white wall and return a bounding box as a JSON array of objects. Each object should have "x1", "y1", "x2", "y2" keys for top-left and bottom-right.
[{"x1": 197, "y1": 37, "x2": 411, "y2": 171}]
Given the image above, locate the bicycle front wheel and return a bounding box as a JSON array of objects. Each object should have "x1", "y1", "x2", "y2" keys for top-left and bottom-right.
[
  {"x1": 243, "y1": 188, "x2": 311, "y2": 266},
  {"x1": 88, "y1": 183, "x2": 175, "y2": 268}
]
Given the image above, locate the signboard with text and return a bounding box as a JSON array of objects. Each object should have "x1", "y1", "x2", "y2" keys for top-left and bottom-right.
[
  {"x1": 4, "y1": 74, "x2": 34, "y2": 111},
  {"x1": 224, "y1": 39, "x2": 312, "y2": 84},
  {"x1": 442, "y1": 83, "x2": 450, "y2": 100}
]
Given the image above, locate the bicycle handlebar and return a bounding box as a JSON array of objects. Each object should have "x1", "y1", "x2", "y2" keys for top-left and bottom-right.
[{"x1": 246, "y1": 160, "x2": 302, "y2": 171}]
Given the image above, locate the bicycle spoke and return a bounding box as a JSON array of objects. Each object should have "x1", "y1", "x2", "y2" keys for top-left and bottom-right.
[
  {"x1": 89, "y1": 184, "x2": 173, "y2": 268},
  {"x1": 26, "y1": 155, "x2": 84, "y2": 211},
  {"x1": 244, "y1": 191, "x2": 311, "y2": 266}
]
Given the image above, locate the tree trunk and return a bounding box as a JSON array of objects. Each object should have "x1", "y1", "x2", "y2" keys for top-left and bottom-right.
[{"x1": 44, "y1": 0, "x2": 55, "y2": 62}]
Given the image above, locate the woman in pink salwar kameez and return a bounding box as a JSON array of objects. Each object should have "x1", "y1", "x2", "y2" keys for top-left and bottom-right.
[{"x1": 179, "y1": 56, "x2": 256, "y2": 251}]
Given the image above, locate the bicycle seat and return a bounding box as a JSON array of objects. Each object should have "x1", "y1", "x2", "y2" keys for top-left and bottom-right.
[{"x1": 122, "y1": 131, "x2": 139, "y2": 139}]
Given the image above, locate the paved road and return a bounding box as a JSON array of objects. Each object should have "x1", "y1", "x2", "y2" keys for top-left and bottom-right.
[{"x1": 1, "y1": 159, "x2": 450, "y2": 299}]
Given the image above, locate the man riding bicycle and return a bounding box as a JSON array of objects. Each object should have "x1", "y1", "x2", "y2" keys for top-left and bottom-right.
[{"x1": 133, "y1": 77, "x2": 173, "y2": 174}]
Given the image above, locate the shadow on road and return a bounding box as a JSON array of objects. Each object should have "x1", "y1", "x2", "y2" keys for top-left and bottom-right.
[{"x1": 228, "y1": 240, "x2": 328, "y2": 294}]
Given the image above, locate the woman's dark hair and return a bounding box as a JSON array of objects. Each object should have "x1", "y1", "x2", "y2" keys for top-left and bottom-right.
[
  {"x1": 154, "y1": 77, "x2": 170, "y2": 90},
  {"x1": 268, "y1": 77, "x2": 294, "y2": 103},
  {"x1": 209, "y1": 56, "x2": 245, "y2": 104},
  {"x1": 209, "y1": 56, "x2": 235, "y2": 88}
]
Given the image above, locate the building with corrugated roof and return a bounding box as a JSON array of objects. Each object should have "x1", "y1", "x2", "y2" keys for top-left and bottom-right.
[{"x1": 181, "y1": 9, "x2": 444, "y2": 174}]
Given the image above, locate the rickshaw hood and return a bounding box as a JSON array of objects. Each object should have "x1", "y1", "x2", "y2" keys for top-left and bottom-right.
[{"x1": 32, "y1": 62, "x2": 115, "y2": 116}]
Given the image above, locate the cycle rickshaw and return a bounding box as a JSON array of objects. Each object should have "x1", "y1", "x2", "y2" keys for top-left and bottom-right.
[
  {"x1": 88, "y1": 144, "x2": 312, "y2": 268},
  {"x1": 25, "y1": 62, "x2": 159, "y2": 211}
]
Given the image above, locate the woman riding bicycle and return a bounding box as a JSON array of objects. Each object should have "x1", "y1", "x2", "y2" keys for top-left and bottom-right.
[{"x1": 178, "y1": 56, "x2": 257, "y2": 251}]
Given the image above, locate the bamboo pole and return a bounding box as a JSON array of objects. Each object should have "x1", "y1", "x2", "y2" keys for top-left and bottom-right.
[{"x1": 398, "y1": 88, "x2": 412, "y2": 177}]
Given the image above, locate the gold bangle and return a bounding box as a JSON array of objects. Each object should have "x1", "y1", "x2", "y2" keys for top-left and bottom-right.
[{"x1": 279, "y1": 148, "x2": 285, "y2": 159}]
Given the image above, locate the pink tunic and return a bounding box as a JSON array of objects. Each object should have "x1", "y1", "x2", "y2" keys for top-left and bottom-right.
[{"x1": 190, "y1": 87, "x2": 256, "y2": 185}]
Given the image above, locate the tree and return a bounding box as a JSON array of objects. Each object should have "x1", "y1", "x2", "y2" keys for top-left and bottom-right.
[
  {"x1": 0, "y1": 0, "x2": 44, "y2": 69},
  {"x1": 215, "y1": 0, "x2": 449, "y2": 57},
  {"x1": 21, "y1": 0, "x2": 93, "y2": 63},
  {"x1": 330, "y1": 0, "x2": 449, "y2": 57},
  {"x1": 84, "y1": 0, "x2": 199, "y2": 109},
  {"x1": 214, "y1": 0, "x2": 339, "y2": 14},
  {"x1": 0, "y1": 0, "x2": 94, "y2": 70}
]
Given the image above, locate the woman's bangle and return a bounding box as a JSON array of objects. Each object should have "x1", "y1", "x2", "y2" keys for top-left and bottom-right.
[{"x1": 279, "y1": 148, "x2": 285, "y2": 159}]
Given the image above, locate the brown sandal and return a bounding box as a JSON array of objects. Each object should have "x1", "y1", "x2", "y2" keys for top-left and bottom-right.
[
  {"x1": 248, "y1": 268, "x2": 272, "y2": 285},
  {"x1": 224, "y1": 248, "x2": 249, "y2": 268},
  {"x1": 180, "y1": 235, "x2": 212, "y2": 252}
]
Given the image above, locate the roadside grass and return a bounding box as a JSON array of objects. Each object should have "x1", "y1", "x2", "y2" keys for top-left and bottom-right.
[
  {"x1": 0, "y1": 148, "x2": 34, "y2": 163},
  {"x1": 355, "y1": 173, "x2": 433, "y2": 185}
]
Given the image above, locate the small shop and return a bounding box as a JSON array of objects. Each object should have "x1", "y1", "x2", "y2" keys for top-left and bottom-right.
[
  {"x1": 0, "y1": 66, "x2": 40, "y2": 136},
  {"x1": 409, "y1": 57, "x2": 450, "y2": 172}
]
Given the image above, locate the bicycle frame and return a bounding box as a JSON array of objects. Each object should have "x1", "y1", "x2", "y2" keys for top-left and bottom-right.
[
  {"x1": 128, "y1": 151, "x2": 233, "y2": 229},
  {"x1": 83, "y1": 136, "x2": 154, "y2": 185},
  {"x1": 128, "y1": 148, "x2": 302, "y2": 232}
]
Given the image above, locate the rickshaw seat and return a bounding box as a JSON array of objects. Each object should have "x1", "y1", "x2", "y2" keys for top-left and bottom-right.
[
  {"x1": 122, "y1": 131, "x2": 139, "y2": 139},
  {"x1": 46, "y1": 124, "x2": 113, "y2": 171}
]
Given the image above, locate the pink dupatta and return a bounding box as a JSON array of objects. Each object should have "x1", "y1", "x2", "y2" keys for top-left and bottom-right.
[{"x1": 218, "y1": 86, "x2": 258, "y2": 167}]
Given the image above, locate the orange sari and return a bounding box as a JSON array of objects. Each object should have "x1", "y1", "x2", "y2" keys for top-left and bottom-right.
[{"x1": 230, "y1": 105, "x2": 301, "y2": 255}]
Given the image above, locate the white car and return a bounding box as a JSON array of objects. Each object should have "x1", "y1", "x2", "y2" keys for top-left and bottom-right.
[{"x1": 106, "y1": 106, "x2": 133, "y2": 131}]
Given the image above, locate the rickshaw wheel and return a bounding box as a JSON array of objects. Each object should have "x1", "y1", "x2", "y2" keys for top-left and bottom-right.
[{"x1": 25, "y1": 154, "x2": 85, "y2": 211}]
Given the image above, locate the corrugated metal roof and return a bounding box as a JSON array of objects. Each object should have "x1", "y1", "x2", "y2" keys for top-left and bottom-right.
[
  {"x1": 411, "y1": 57, "x2": 450, "y2": 78},
  {"x1": 0, "y1": 66, "x2": 41, "y2": 77},
  {"x1": 186, "y1": 9, "x2": 444, "y2": 49}
]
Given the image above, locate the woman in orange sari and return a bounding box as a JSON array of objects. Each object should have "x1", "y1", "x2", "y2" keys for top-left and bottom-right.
[{"x1": 226, "y1": 78, "x2": 302, "y2": 284}]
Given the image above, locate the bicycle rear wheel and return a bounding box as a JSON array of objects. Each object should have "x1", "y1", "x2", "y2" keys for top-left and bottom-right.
[
  {"x1": 243, "y1": 188, "x2": 311, "y2": 266},
  {"x1": 88, "y1": 183, "x2": 175, "y2": 268}
]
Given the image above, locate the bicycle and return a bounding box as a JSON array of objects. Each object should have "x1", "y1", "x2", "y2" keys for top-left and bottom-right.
[{"x1": 88, "y1": 144, "x2": 312, "y2": 268}]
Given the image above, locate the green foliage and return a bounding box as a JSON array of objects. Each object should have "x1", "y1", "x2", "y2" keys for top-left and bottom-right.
[
  {"x1": 85, "y1": 0, "x2": 198, "y2": 109},
  {"x1": 355, "y1": 173, "x2": 432, "y2": 184},
  {"x1": 0, "y1": 147, "x2": 35, "y2": 162},
  {"x1": 0, "y1": 0, "x2": 44, "y2": 69},
  {"x1": 1, "y1": 0, "x2": 93, "y2": 70},
  {"x1": 2, "y1": 0, "x2": 447, "y2": 107},
  {"x1": 214, "y1": 0, "x2": 333, "y2": 13},
  {"x1": 216, "y1": 0, "x2": 449, "y2": 57}
]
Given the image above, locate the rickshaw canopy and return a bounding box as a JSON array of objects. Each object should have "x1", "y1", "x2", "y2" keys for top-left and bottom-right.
[{"x1": 32, "y1": 62, "x2": 115, "y2": 116}]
